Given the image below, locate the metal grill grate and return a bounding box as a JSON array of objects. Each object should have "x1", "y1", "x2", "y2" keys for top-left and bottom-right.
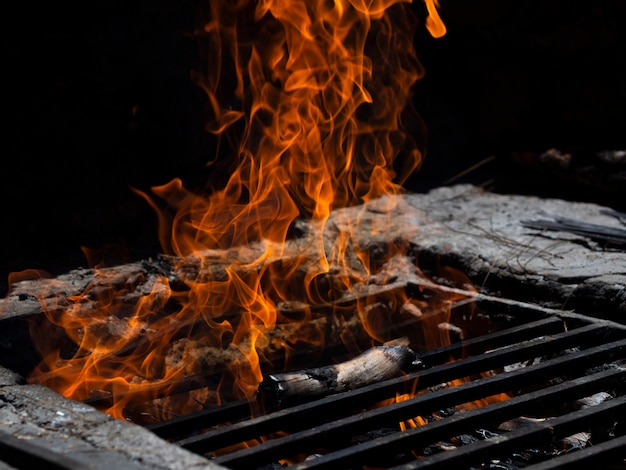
[
  {"x1": 146, "y1": 308, "x2": 626, "y2": 469},
  {"x1": 0, "y1": 429, "x2": 86, "y2": 470}
]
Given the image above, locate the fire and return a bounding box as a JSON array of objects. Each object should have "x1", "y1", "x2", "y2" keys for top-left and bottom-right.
[
  {"x1": 423, "y1": 0, "x2": 446, "y2": 38},
  {"x1": 21, "y1": 0, "x2": 447, "y2": 421},
  {"x1": 395, "y1": 392, "x2": 428, "y2": 431}
]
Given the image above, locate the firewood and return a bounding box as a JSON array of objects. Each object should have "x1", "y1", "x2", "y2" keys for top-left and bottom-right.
[
  {"x1": 575, "y1": 391, "x2": 613, "y2": 409},
  {"x1": 257, "y1": 345, "x2": 423, "y2": 406}
]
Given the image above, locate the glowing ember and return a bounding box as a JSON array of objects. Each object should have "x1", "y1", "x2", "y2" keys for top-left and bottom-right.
[{"x1": 23, "y1": 0, "x2": 447, "y2": 421}]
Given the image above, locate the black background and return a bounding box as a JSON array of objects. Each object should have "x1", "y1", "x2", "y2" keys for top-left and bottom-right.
[{"x1": 3, "y1": 0, "x2": 626, "y2": 292}]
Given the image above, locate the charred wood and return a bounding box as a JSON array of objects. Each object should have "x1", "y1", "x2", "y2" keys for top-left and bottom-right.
[{"x1": 257, "y1": 345, "x2": 423, "y2": 406}]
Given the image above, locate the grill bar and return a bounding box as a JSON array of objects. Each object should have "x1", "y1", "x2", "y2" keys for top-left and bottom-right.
[
  {"x1": 390, "y1": 393, "x2": 626, "y2": 469},
  {"x1": 173, "y1": 322, "x2": 615, "y2": 454},
  {"x1": 145, "y1": 397, "x2": 255, "y2": 442},
  {"x1": 148, "y1": 316, "x2": 566, "y2": 441},
  {"x1": 524, "y1": 434, "x2": 626, "y2": 469},
  {"x1": 0, "y1": 429, "x2": 84, "y2": 470},
  {"x1": 139, "y1": 305, "x2": 626, "y2": 469},
  {"x1": 415, "y1": 316, "x2": 566, "y2": 364},
  {"x1": 288, "y1": 368, "x2": 626, "y2": 470},
  {"x1": 212, "y1": 339, "x2": 626, "y2": 468}
]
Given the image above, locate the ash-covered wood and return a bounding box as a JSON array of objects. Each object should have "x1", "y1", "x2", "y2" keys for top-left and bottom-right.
[
  {"x1": 258, "y1": 345, "x2": 423, "y2": 406},
  {"x1": 0, "y1": 365, "x2": 225, "y2": 469},
  {"x1": 3, "y1": 184, "x2": 626, "y2": 326},
  {"x1": 1, "y1": 184, "x2": 626, "y2": 413}
]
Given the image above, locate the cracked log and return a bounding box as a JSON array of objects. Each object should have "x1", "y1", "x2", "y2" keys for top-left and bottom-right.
[
  {"x1": 2, "y1": 184, "x2": 626, "y2": 376},
  {"x1": 0, "y1": 365, "x2": 225, "y2": 469},
  {"x1": 4, "y1": 184, "x2": 626, "y2": 319}
]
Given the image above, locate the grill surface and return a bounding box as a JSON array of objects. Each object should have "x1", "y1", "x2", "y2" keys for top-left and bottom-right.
[{"x1": 146, "y1": 304, "x2": 626, "y2": 469}]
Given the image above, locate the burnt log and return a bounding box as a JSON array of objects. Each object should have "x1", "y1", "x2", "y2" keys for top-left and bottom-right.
[
  {"x1": 258, "y1": 345, "x2": 422, "y2": 406},
  {"x1": 2, "y1": 184, "x2": 626, "y2": 399},
  {"x1": 0, "y1": 368, "x2": 227, "y2": 469},
  {"x1": 3, "y1": 184, "x2": 626, "y2": 325}
]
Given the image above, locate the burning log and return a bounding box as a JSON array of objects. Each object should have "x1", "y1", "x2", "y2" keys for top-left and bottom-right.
[
  {"x1": 258, "y1": 344, "x2": 423, "y2": 406},
  {"x1": 4, "y1": 185, "x2": 626, "y2": 421}
]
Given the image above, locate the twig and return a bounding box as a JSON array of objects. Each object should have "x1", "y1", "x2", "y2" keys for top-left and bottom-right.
[{"x1": 442, "y1": 156, "x2": 496, "y2": 185}]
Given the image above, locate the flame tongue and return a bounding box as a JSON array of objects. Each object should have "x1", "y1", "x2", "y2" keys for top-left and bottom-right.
[
  {"x1": 156, "y1": 0, "x2": 428, "y2": 255},
  {"x1": 26, "y1": 0, "x2": 446, "y2": 420}
]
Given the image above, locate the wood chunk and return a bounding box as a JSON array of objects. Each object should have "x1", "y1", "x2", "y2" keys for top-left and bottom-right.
[
  {"x1": 0, "y1": 383, "x2": 225, "y2": 469},
  {"x1": 575, "y1": 391, "x2": 613, "y2": 409},
  {"x1": 257, "y1": 345, "x2": 423, "y2": 406},
  {"x1": 4, "y1": 185, "x2": 626, "y2": 329}
]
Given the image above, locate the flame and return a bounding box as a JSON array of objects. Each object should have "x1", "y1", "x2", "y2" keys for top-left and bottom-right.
[
  {"x1": 395, "y1": 392, "x2": 428, "y2": 431},
  {"x1": 22, "y1": 0, "x2": 446, "y2": 421},
  {"x1": 423, "y1": 0, "x2": 446, "y2": 38}
]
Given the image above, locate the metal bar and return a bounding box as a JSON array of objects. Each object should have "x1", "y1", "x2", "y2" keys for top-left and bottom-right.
[
  {"x1": 212, "y1": 340, "x2": 626, "y2": 469},
  {"x1": 146, "y1": 398, "x2": 254, "y2": 440},
  {"x1": 290, "y1": 368, "x2": 626, "y2": 470},
  {"x1": 0, "y1": 429, "x2": 85, "y2": 470},
  {"x1": 153, "y1": 317, "x2": 563, "y2": 441},
  {"x1": 390, "y1": 394, "x2": 626, "y2": 469},
  {"x1": 557, "y1": 310, "x2": 626, "y2": 332},
  {"x1": 177, "y1": 322, "x2": 608, "y2": 454},
  {"x1": 523, "y1": 434, "x2": 626, "y2": 469},
  {"x1": 417, "y1": 316, "x2": 565, "y2": 365}
]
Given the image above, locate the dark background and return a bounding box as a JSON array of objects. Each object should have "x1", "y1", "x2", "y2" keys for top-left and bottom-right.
[{"x1": 3, "y1": 0, "x2": 626, "y2": 293}]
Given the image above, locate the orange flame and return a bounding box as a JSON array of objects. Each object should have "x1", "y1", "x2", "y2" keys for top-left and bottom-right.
[
  {"x1": 23, "y1": 0, "x2": 446, "y2": 421},
  {"x1": 423, "y1": 0, "x2": 446, "y2": 38}
]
